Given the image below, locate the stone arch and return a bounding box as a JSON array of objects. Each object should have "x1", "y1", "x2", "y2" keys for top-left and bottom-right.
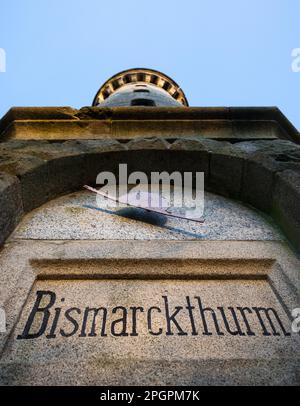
[{"x1": 0, "y1": 137, "x2": 299, "y2": 250}]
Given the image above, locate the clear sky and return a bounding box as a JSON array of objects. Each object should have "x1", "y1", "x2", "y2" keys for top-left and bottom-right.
[{"x1": 0, "y1": 0, "x2": 299, "y2": 129}]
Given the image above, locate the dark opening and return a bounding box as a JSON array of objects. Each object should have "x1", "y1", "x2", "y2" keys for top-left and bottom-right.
[
  {"x1": 150, "y1": 75, "x2": 159, "y2": 85},
  {"x1": 123, "y1": 74, "x2": 131, "y2": 83},
  {"x1": 163, "y1": 81, "x2": 171, "y2": 91},
  {"x1": 131, "y1": 98, "x2": 156, "y2": 106},
  {"x1": 102, "y1": 89, "x2": 110, "y2": 99},
  {"x1": 111, "y1": 80, "x2": 120, "y2": 90}
]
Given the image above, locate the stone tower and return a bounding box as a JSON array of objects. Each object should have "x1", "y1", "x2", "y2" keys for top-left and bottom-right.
[
  {"x1": 93, "y1": 68, "x2": 188, "y2": 107},
  {"x1": 0, "y1": 68, "x2": 300, "y2": 385}
]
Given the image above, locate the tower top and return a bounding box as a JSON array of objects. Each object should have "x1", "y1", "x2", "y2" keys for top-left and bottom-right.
[{"x1": 92, "y1": 68, "x2": 188, "y2": 107}]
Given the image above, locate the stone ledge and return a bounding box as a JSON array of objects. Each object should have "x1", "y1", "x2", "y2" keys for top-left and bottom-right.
[
  {"x1": 126, "y1": 137, "x2": 169, "y2": 150},
  {"x1": 0, "y1": 106, "x2": 299, "y2": 142},
  {"x1": 1, "y1": 358, "x2": 299, "y2": 386},
  {"x1": 0, "y1": 107, "x2": 78, "y2": 136},
  {"x1": 0, "y1": 106, "x2": 297, "y2": 123},
  {"x1": 273, "y1": 170, "x2": 300, "y2": 251},
  {"x1": 241, "y1": 146, "x2": 300, "y2": 213}
]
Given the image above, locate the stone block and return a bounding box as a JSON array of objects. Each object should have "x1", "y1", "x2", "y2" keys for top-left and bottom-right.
[
  {"x1": 209, "y1": 153, "x2": 244, "y2": 199},
  {"x1": 0, "y1": 172, "x2": 23, "y2": 246}
]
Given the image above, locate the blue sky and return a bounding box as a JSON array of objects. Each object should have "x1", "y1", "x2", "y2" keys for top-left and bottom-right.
[{"x1": 0, "y1": 0, "x2": 299, "y2": 129}]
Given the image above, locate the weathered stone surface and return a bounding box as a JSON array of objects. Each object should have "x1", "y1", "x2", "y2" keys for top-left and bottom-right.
[
  {"x1": 1, "y1": 277, "x2": 297, "y2": 385},
  {"x1": 229, "y1": 107, "x2": 299, "y2": 142},
  {"x1": 233, "y1": 139, "x2": 300, "y2": 155},
  {"x1": 62, "y1": 139, "x2": 126, "y2": 153},
  {"x1": 3, "y1": 120, "x2": 112, "y2": 141},
  {"x1": 1, "y1": 358, "x2": 299, "y2": 386},
  {"x1": 47, "y1": 154, "x2": 87, "y2": 198},
  {"x1": 0, "y1": 101, "x2": 299, "y2": 388},
  {"x1": 1, "y1": 140, "x2": 79, "y2": 160},
  {"x1": 241, "y1": 155, "x2": 276, "y2": 213},
  {"x1": 233, "y1": 120, "x2": 281, "y2": 140},
  {"x1": 127, "y1": 137, "x2": 169, "y2": 150},
  {"x1": 0, "y1": 107, "x2": 78, "y2": 136},
  {"x1": 273, "y1": 170, "x2": 300, "y2": 251},
  {"x1": 0, "y1": 172, "x2": 23, "y2": 245},
  {"x1": 0, "y1": 239, "x2": 299, "y2": 385},
  {"x1": 1, "y1": 106, "x2": 298, "y2": 141}
]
